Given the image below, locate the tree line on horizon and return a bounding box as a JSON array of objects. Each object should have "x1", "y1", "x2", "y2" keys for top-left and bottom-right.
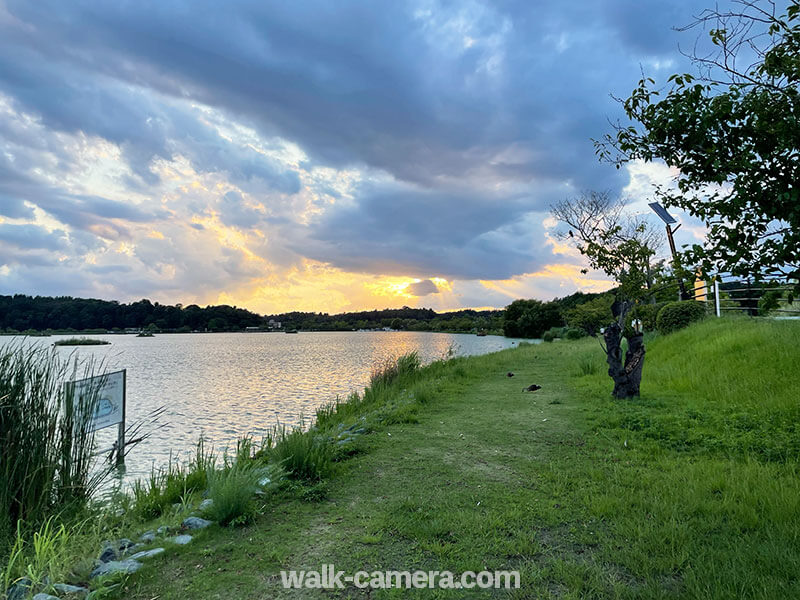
[{"x1": 0, "y1": 291, "x2": 611, "y2": 337}]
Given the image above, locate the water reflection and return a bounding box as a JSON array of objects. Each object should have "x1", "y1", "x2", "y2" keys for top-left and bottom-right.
[{"x1": 2, "y1": 331, "x2": 524, "y2": 482}]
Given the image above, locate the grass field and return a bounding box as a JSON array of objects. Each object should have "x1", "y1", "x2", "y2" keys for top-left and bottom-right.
[
  {"x1": 113, "y1": 316, "x2": 800, "y2": 599},
  {"x1": 12, "y1": 316, "x2": 798, "y2": 599}
]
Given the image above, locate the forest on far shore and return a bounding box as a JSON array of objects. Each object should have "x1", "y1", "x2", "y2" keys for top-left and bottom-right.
[{"x1": 0, "y1": 291, "x2": 606, "y2": 336}]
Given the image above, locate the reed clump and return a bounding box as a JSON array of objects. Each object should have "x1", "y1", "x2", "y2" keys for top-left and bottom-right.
[{"x1": 0, "y1": 343, "x2": 110, "y2": 548}]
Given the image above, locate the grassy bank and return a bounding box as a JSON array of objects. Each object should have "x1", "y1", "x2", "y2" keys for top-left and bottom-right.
[
  {"x1": 117, "y1": 317, "x2": 800, "y2": 599},
  {"x1": 8, "y1": 317, "x2": 799, "y2": 599}
]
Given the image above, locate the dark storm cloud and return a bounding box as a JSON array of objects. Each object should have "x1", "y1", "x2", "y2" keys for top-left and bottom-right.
[
  {"x1": 297, "y1": 181, "x2": 550, "y2": 279},
  {"x1": 0, "y1": 0, "x2": 700, "y2": 186},
  {"x1": 407, "y1": 279, "x2": 439, "y2": 296},
  {"x1": 0, "y1": 0, "x2": 709, "y2": 288}
]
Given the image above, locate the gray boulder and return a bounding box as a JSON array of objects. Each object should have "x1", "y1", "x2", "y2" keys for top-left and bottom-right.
[
  {"x1": 99, "y1": 538, "x2": 135, "y2": 562},
  {"x1": 198, "y1": 498, "x2": 214, "y2": 512},
  {"x1": 128, "y1": 548, "x2": 165, "y2": 561},
  {"x1": 52, "y1": 583, "x2": 89, "y2": 597},
  {"x1": 7, "y1": 579, "x2": 32, "y2": 600},
  {"x1": 139, "y1": 530, "x2": 156, "y2": 543},
  {"x1": 90, "y1": 559, "x2": 142, "y2": 579},
  {"x1": 156, "y1": 525, "x2": 171, "y2": 535},
  {"x1": 32, "y1": 594, "x2": 60, "y2": 600},
  {"x1": 170, "y1": 534, "x2": 193, "y2": 545},
  {"x1": 182, "y1": 516, "x2": 212, "y2": 530}
]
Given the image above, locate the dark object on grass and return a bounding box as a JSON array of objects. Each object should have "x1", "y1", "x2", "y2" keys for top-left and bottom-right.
[
  {"x1": 506, "y1": 372, "x2": 514, "y2": 377},
  {"x1": 523, "y1": 384, "x2": 542, "y2": 392}
]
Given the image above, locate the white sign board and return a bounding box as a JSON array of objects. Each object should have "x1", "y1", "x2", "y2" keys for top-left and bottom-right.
[{"x1": 70, "y1": 370, "x2": 125, "y2": 432}]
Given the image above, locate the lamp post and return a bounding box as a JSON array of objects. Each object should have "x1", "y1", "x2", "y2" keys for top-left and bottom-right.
[{"x1": 648, "y1": 202, "x2": 690, "y2": 300}]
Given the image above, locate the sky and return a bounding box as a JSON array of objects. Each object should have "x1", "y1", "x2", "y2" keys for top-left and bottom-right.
[{"x1": 0, "y1": 0, "x2": 718, "y2": 314}]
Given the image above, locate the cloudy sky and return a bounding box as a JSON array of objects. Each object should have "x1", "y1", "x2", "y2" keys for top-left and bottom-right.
[{"x1": 0, "y1": 0, "x2": 715, "y2": 314}]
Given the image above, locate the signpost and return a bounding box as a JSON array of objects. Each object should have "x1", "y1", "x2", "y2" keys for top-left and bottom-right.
[{"x1": 66, "y1": 369, "x2": 127, "y2": 466}]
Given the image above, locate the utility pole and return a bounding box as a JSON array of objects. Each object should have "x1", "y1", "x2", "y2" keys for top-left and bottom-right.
[{"x1": 648, "y1": 202, "x2": 690, "y2": 300}]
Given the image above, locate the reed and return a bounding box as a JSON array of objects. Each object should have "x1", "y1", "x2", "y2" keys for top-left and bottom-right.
[{"x1": 0, "y1": 342, "x2": 110, "y2": 548}]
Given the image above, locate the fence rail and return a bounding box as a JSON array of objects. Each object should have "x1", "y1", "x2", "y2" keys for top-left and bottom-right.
[{"x1": 651, "y1": 275, "x2": 799, "y2": 317}]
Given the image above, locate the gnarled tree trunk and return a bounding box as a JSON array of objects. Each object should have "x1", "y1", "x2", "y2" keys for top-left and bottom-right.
[{"x1": 603, "y1": 322, "x2": 646, "y2": 398}]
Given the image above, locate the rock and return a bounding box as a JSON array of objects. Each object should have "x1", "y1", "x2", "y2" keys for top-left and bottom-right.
[
  {"x1": 32, "y1": 594, "x2": 60, "y2": 600},
  {"x1": 156, "y1": 525, "x2": 171, "y2": 535},
  {"x1": 198, "y1": 498, "x2": 214, "y2": 512},
  {"x1": 128, "y1": 548, "x2": 165, "y2": 561},
  {"x1": 7, "y1": 578, "x2": 32, "y2": 600},
  {"x1": 98, "y1": 538, "x2": 135, "y2": 562},
  {"x1": 139, "y1": 530, "x2": 156, "y2": 543},
  {"x1": 51, "y1": 583, "x2": 89, "y2": 597},
  {"x1": 523, "y1": 384, "x2": 542, "y2": 392},
  {"x1": 98, "y1": 546, "x2": 116, "y2": 563},
  {"x1": 182, "y1": 516, "x2": 212, "y2": 530},
  {"x1": 90, "y1": 559, "x2": 142, "y2": 579},
  {"x1": 336, "y1": 437, "x2": 354, "y2": 446},
  {"x1": 258, "y1": 476, "x2": 271, "y2": 487},
  {"x1": 170, "y1": 534, "x2": 193, "y2": 545}
]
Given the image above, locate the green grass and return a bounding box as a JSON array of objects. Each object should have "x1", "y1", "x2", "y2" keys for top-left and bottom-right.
[
  {"x1": 130, "y1": 437, "x2": 215, "y2": 520},
  {"x1": 10, "y1": 317, "x2": 798, "y2": 599},
  {"x1": 116, "y1": 317, "x2": 800, "y2": 599}
]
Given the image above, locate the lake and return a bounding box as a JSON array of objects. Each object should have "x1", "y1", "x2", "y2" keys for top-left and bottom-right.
[{"x1": 1, "y1": 331, "x2": 525, "y2": 483}]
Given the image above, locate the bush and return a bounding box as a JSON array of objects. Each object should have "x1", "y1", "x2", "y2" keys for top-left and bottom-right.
[
  {"x1": 758, "y1": 291, "x2": 782, "y2": 315},
  {"x1": 656, "y1": 301, "x2": 707, "y2": 334},
  {"x1": 565, "y1": 328, "x2": 584, "y2": 340},
  {"x1": 630, "y1": 302, "x2": 667, "y2": 333}
]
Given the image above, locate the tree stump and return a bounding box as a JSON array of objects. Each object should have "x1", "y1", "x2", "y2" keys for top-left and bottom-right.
[{"x1": 603, "y1": 323, "x2": 645, "y2": 398}]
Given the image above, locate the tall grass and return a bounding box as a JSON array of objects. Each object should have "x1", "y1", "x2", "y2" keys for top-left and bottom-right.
[
  {"x1": 0, "y1": 342, "x2": 110, "y2": 547},
  {"x1": 1, "y1": 517, "x2": 72, "y2": 592},
  {"x1": 264, "y1": 425, "x2": 334, "y2": 481},
  {"x1": 203, "y1": 440, "x2": 278, "y2": 526},
  {"x1": 131, "y1": 436, "x2": 215, "y2": 519}
]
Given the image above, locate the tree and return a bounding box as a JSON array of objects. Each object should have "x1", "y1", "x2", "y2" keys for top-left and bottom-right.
[
  {"x1": 503, "y1": 299, "x2": 563, "y2": 338},
  {"x1": 551, "y1": 191, "x2": 664, "y2": 398},
  {"x1": 597, "y1": 0, "x2": 800, "y2": 280}
]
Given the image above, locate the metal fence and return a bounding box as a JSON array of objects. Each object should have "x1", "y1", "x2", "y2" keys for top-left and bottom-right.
[{"x1": 649, "y1": 274, "x2": 799, "y2": 318}]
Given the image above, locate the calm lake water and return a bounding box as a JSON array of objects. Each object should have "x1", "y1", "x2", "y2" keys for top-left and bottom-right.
[{"x1": 2, "y1": 331, "x2": 524, "y2": 483}]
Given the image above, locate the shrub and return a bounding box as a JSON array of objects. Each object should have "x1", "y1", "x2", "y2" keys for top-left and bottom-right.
[
  {"x1": 630, "y1": 302, "x2": 667, "y2": 333},
  {"x1": 656, "y1": 301, "x2": 707, "y2": 334},
  {"x1": 758, "y1": 291, "x2": 782, "y2": 315},
  {"x1": 565, "y1": 328, "x2": 584, "y2": 340},
  {"x1": 543, "y1": 331, "x2": 555, "y2": 342}
]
